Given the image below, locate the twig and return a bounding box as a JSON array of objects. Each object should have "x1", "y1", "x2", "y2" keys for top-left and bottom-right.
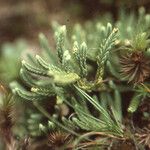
[{"x1": 73, "y1": 131, "x2": 125, "y2": 150}]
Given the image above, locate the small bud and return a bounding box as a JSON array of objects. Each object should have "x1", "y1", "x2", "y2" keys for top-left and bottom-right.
[
  {"x1": 96, "y1": 23, "x2": 102, "y2": 31},
  {"x1": 113, "y1": 28, "x2": 118, "y2": 33},
  {"x1": 81, "y1": 42, "x2": 87, "y2": 50},
  {"x1": 35, "y1": 55, "x2": 40, "y2": 59},
  {"x1": 31, "y1": 87, "x2": 38, "y2": 92},
  {"x1": 63, "y1": 50, "x2": 71, "y2": 60},
  {"x1": 60, "y1": 25, "x2": 66, "y2": 35},
  {"x1": 56, "y1": 96, "x2": 63, "y2": 104},
  {"x1": 72, "y1": 117, "x2": 77, "y2": 122},
  {"x1": 39, "y1": 123, "x2": 46, "y2": 132},
  {"x1": 52, "y1": 114, "x2": 58, "y2": 119},
  {"x1": 14, "y1": 88, "x2": 19, "y2": 92},
  {"x1": 22, "y1": 60, "x2": 26, "y2": 64},
  {"x1": 73, "y1": 41, "x2": 79, "y2": 53},
  {"x1": 39, "y1": 33, "x2": 44, "y2": 40},
  {"x1": 107, "y1": 22, "x2": 112, "y2": 32},
  {"x1": 48, "y1": 121, "x2": 55, "y2": 129}
]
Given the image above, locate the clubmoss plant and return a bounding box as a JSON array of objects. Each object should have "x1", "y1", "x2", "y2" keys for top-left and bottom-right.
[{"x1": 5, "y1": 7, "x2": 150, "y2": 149}]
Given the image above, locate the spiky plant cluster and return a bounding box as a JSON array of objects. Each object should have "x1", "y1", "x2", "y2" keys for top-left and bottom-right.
[
  {"x1": 0, "y1": 85, "x2": 16, "y2": 149},
  {"x1": 47, "y1": 131, "x2": 72, "y2": 149},
  {"x1": 12, "y1": 22, "x2": 123, "y2": 136},
  {"x1": 0, "y1": 86, "x2": 31, "y2": 150},
  {"x1": 118, "y1": 8, "x2": 150, "y2": 83},
  {"x1": 120, "y1": 51, "x2": 150, "y2": 83},
  {"x1": 0, "y1": 6, "x2": 148, "y2": 150}
]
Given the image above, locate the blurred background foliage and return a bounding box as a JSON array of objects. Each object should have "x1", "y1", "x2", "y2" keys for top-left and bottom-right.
[{"x1": 0, "y1": 0, "x2": 150, "y2": 44}]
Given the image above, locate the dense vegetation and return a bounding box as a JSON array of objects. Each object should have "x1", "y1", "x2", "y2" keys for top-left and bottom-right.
[{"x1": 0, "y1": 6, "x2": 150, "y2": 150}]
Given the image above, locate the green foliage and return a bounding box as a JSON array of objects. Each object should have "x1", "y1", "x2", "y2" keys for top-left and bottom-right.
[
  {"x1": 72, "y1": 86, "x2": 123, "y2": 137},
  {"x1": 116, "y1": 7, "x2": 150, "y2": 44},
  {"x1": 13, "y1": 22, "x2": 118, "y2": 102},
  {"x1": 11, "y1": 22, "x2": 125, "y2": 141},
  {"x1": 73, "y1": 42, "x2": 88, "y2": 77},
  {"x1": 128, "y1": 84, "x2": 149, "y2": 113},
  {"x1": 3, "y1": 7, "x2": 150, "y2": 149},
  {"x1": 131, "y1": 32, "x2": 149, "y2": 51},
  {"x1": 96, "y1": 23, "x2": 118, "y2": 82},
  {"x1": 55, "y1": 25, "x2": 67, "y2": 64}
]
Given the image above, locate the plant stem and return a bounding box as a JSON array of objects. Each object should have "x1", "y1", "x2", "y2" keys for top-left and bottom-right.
[{"x1": 33, "y1": 101, "x2": 80, "y2": 137}]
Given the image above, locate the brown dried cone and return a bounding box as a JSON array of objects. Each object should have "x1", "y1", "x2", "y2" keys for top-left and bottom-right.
[
  {"x1": 135, "y1": 127, "x2": 150, "y2": 149},
  {"x1": 47, "y1": 131, "x2": 73, "y2": 150},
  {"x1": 120, "y1": 51, "x2": 150, "y2": 83}
]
